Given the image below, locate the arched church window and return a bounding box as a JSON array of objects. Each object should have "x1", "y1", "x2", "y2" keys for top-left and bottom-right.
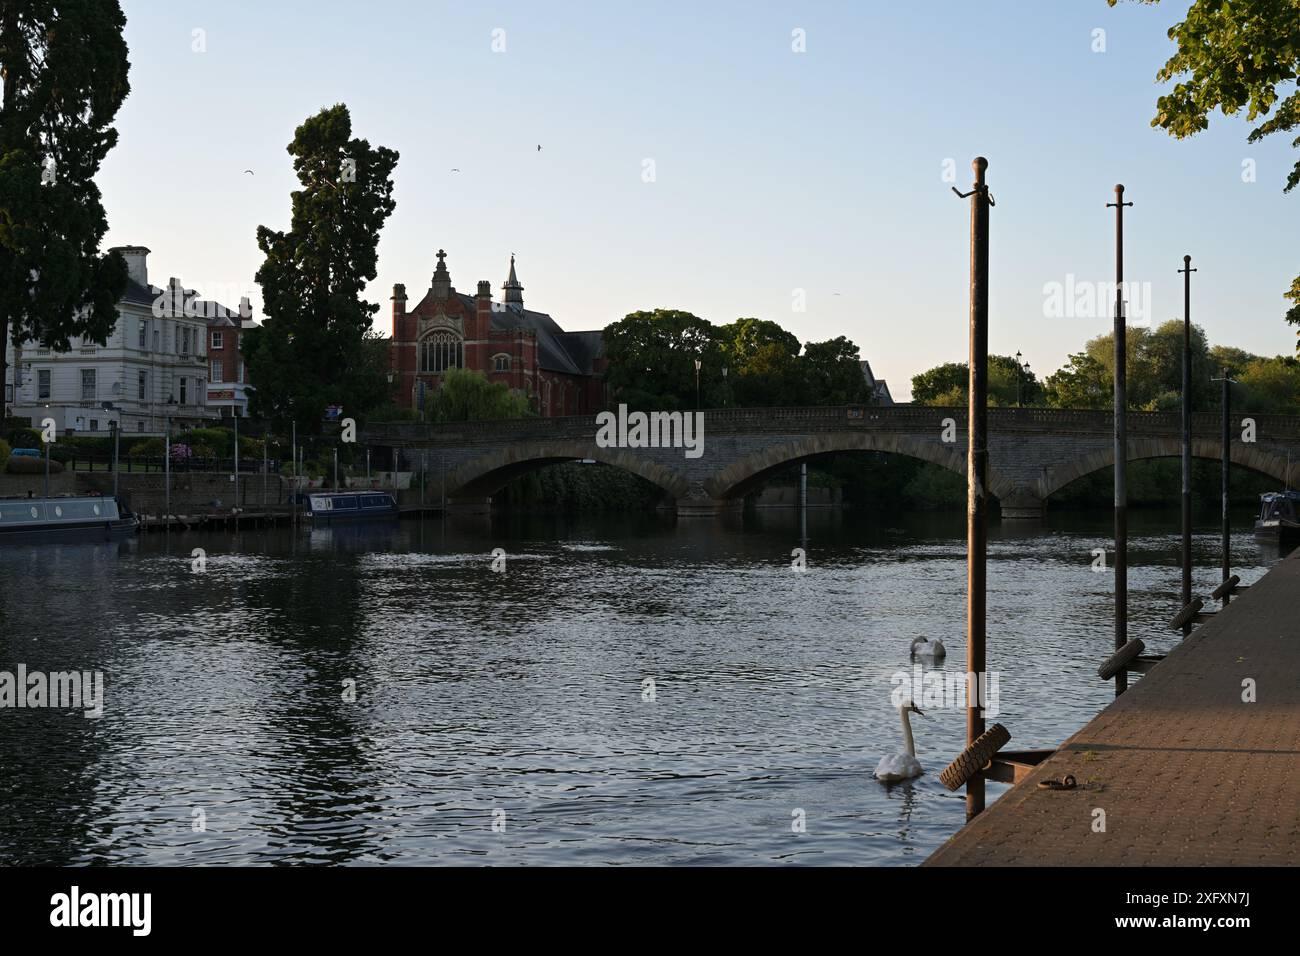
[{"x1": 421, "y1": 330, "x2": 463, "y2": 373}]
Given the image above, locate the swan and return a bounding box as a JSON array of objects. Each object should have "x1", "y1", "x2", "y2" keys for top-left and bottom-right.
[
  {"x1": 874, "y1": 700, "x2": 925, "y2": 782},
  {"x1": 910, "y1": 636, "x2": 946, "y2": 661}
]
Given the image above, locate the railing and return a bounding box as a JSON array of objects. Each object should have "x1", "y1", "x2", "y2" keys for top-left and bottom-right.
[
  {"x1": 364, "y1": 405, "x2": 1300, "y2": 445},
  {"x1": 52, "y1": 453, "x2": 283, "y2": 474}
]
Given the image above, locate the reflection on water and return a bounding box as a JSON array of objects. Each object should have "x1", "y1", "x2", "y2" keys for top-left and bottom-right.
[{"x1": 0, "y1": 507, "x2": 1284, "y2": 865}]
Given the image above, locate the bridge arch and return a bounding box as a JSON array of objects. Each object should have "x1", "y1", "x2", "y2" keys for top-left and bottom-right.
[
  {"x1": 1040, "y1": 438, "x2": 1297, "y2": 501},
  {"x1": 704, "y1": 432, "x2": 1016, "y2": 501},
  {"x1": 445, "y1": 439, "x2": 691, "y2": 500}
]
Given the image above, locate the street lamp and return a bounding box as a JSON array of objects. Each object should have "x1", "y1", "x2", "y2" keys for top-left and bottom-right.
[
  {"x1": 721, "y1": 365, "x2": 729, "y2": 408},
  {"x1": 1015, "y1": 351, "x2": 1031, "y2": 408},
  {"x1": 694, "y1": 357, "x2": 702, "y2": 410}
]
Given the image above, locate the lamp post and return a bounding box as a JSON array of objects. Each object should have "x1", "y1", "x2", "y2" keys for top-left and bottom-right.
[
  {"x1": 721, "y1": 365, "x2": 729, "y2": 407},
  {"x1": 42, "y1": 403, "x2": 51, "y2": 502},
  {"x1": 694, "y1": 357, "x2": 702, "y2": 410}
]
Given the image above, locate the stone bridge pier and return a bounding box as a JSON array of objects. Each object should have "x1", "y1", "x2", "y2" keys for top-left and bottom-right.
[{"x1": 364, "y1": 406, "x2": 1300, "y2": 519}]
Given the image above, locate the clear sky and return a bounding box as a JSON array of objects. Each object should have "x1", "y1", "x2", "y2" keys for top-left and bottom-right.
[{"x1": 102, "y1": 1, "x2": 1299, "y2": 401}]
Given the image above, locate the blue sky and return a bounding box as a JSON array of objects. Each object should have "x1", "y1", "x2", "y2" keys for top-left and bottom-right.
[{"x1": 103, "y1": 1, "x2": 1299, "y2": 400}]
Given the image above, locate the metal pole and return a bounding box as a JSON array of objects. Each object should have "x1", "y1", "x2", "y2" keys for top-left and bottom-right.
[
  {"x1": 366, "y1": 449, "x2": 371, "y2": 483},
  {"x1": 233, "y1": 413, "x2": 239, "y2": 509},
  {"x1": 955, "y1": 157, "x2": 992, "y2": 821},
  {"x1": 1179, "y1": 256, "x2": 1196, "y2": 635},
  {"x1": 333, "y1": 446, "x2": 339, "y2": 489},
  {"x1": 1107, "y1": 185, "x2": 1133, "y2": 695},
  {"x1": 44, "y1": 433, "x2": 50, "y2": 501},
  {"x1": 421, "y1": 451, "x2": 426, "y2": 507},
  {"x1": 164, "y1": 415, "x2": 171, "y2": 527},
  {"x1": 112, "y1": 420, "x2": 120, "y2": 498},
  {"x1": 800, "y1": 461, "x2": 808, "y2": 543},
  {"x1": 262, "y1": 432, "x2": 268, "y2": 508},
  {"x1": 1221, "y1": 370, "x2": 1232, "y2": 604},
  {"x1": 291, "y1": 420, "x2": 297, "y2": 524}
]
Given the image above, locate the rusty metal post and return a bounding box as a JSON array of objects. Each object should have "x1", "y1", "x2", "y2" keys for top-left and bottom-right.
[
  {"x1": 1216, "y1": 369, "x2": 1234, "y2": 603},
  {"x1": 954, "y1": 157, "x2": 993, "y2": 821},
  {"x1": 1107, "y1": 185, "x2": 1132, "y2": 695},
  {"x1": 1178, "y1": 256, "x2": 1196, "y2": 635}
]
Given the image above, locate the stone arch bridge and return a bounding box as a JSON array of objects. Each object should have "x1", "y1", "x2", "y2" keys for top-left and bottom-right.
[{"x1": 363, "y1": 406, "x2": 1300, "y2": 518}]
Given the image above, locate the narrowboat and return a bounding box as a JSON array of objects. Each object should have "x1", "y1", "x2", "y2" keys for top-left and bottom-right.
[
  {"x1": 1254, "y1": 491, "x2": 1300, "y2": 548},
  {"x1": 0, "y1": 496, "x2": 140, "y2": 543},
  {"x1": 305, "y1": 491, "x2": 400, "y2": 523}
]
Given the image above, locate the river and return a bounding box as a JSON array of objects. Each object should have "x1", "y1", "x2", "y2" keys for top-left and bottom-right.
[{"x1": 0, "y1": 506, "x2": 1283, "y2": 865}]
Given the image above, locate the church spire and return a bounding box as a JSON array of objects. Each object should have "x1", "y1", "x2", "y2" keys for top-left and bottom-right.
[{"x1": 502, "y1": 254, "x2": 524, "y2": 311}]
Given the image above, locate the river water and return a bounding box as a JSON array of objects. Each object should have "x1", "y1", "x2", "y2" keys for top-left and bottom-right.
[{"x1": 0, "y1": 506, "x2": 1284, "y2": 866}]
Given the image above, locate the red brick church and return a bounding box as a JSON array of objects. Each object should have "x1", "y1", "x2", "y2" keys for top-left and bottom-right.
[{"x1": 389, "y1": 250, "x2": 607, "y2": 417}]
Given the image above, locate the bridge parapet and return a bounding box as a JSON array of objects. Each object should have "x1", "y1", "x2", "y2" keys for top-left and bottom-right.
[{"x1": 364, "y1": 405, "x2": 1300, "y2": 447}]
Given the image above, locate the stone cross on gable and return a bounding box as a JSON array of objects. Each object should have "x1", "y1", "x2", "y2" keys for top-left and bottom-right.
[{"x1": 437, "y1": 249, "x2": 446, "y2": 263}]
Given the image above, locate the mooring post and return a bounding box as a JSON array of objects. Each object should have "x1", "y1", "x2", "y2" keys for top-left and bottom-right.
[
  {"x1": 1214, "y1": 369, "x2": 1235, "y2": 603},
  {"x1": 164, "y1": 415, "x2": 171, "y2": 530},
  {"x1": 954, "y1": 157, "x2": 993, "y2": 821},
  {"x1": 233, "y1": 412, "x2": 240, "y2": 510},
  {"x1": 1178, "y1": 255, "x2": 1196, "y2": 635},
  {"x1": 800, "y1": 462, "x2": 808, "y2": 543},
  {"x1": 1107, "y1": 185, "x2": 1133, "y2": 695}
]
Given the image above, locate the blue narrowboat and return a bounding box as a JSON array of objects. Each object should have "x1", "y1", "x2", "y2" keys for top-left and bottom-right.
[
  {"x1": 306, "y1": 491, "x2": 400, "y2": 523},
  {"x1": 0, "y1": 496, "x2": 140, "y2": 543}
]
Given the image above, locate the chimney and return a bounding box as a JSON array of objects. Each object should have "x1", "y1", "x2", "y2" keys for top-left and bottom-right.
[
  {"x1": 111, "y1": 245, "x2": 150, "y2": 288},
  {"x1": 475, "y1": 280, "x2": 492, "y2": 337},
  {"x1": 391, "y1": 283, "x2": 408, "y2": 340}
]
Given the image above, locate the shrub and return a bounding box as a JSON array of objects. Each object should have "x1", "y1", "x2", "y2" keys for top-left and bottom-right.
[
  {"x1": 5, "y1": 455, "x2": 63, "y2": 475},
  {"x1": 5, "y1": 426, "x2": 42, "y2": 449},
  {"x1": 128, "y1": 438, "x2": 165, "y2": 457},
  {"x1": 186, "y1": 427, "x2": 234, "y2": 456},
  {"x1": 0, "y1": 437, "x2": 10, "y2": 469}
]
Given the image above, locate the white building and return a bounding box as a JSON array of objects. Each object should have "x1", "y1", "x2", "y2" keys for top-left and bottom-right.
[{"x1": 5, "y1": 246, "x2": 245, "y2": 435}]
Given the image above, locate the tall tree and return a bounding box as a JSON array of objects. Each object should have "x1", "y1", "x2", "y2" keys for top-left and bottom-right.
[
  {"x1": 0, "y1": 0, "x2": 130, "y2": 416},
  {"x1": 800, "y1": 336, "x2": 874, "y2": 406},
  {"x1": 242, "y1": 104, "x2": 398, "y2": 433},
  {"x1": 1112, "y1": 0, "x2": 1300, "y2": 347},
  {"x1": 718, "y1": 317, "x2": 803, "y2": 406},
  {"x1": 600, "y1": 309, "x2": 725, "y2": 410}
]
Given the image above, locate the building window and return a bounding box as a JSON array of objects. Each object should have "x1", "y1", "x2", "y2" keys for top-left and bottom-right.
[
  {"x1": 138, "y1": 370, "x2": 148, "y2": 401},
  {"x1": 138, "y1": 319, "x2": 147, "y2": 350},
  {"x1": 420, "y1": 330, "x2": 463, "y2": 373},
  {"x1": 38, "y1": 369, "x2": 50, "y2": 400},
  {"x1": 179, "y1": 377, "x2": 188, "y2": 405},
  {"x1": 493, "y1": 354, "x2": 510, "y2": 372},
  {"x1": 211, "y1": 331, "x2": 223, "y2": 350},
  {"x1": 238, "y1": 360, "x2": 244, "y2": 383},
  {"x1": 90, "y1": 419, "x2": 99, "y2": 432},
  {"x1": 137, "y1": 422, "x2": 145, "y2": 433},
  {"x1": 81, "y1": 368, "x2": 96, "y2": 402},
  {"x1": 211, "y1": 359, "x2": 223, "y2": 382}
]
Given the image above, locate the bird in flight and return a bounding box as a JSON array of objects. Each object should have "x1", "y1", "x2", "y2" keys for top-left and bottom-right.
[
  {"x1": 243, "y1": 169, "x2": 254, "y2": 176},
  {"x1": 451, "y1": 168, "x2": 461, "y2": 173},
  {"x1": 537, "y1": 145, "x2": 542, "y2": 152}
]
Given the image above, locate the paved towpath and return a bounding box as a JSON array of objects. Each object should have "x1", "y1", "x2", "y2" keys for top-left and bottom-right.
[{"x1": 926, "y1": 550, "x2": 1300, "y2": 866}]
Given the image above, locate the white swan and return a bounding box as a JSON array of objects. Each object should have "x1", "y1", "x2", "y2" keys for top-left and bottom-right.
[
  {"x1": 875, "y1": 700, "x2": 925, "y2": 782},
  {"x1": 910, "y1": 636, "x2": 946, "y2": 661}
]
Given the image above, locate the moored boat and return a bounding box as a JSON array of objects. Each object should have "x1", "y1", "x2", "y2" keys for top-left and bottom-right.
[
  {"x1": 0, "y1": 496, "x2": 140, "y2": 543},
  {"x1": 306, "y1": 491, "x2": 399, "y2": 523},
  {"x1": 1254, "y1": 491, "x2": 1300, "y2": 548}
]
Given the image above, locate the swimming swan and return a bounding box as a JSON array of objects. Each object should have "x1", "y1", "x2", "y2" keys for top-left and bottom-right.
[{"x1": 875, "y1": 700, "x2": 925, "y2": 782}]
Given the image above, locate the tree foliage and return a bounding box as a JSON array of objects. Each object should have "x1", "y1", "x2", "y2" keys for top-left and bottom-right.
[
  {"x1": 0, "y1": 0, "x2": 131, "y2": 412},
  {"x1": 1112, "y1": 0, "x2": 1300, "y2": 346},
  {"x1": 424, "y1": 367, "x2": 531, "y2": 422},
  {"x1": 601, "y1": 310, "x2": 872, "y2": 408},
  {"x1": 910, "y1": 355, "x2": 1041, "y2": 406},
  {"x1": 241, "y1": 104, "x2": 398, "y2": 433}
]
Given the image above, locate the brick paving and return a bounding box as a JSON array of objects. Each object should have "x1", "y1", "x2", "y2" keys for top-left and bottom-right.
[{"x1": 925, "y1": 549, "x2": 1300, "y2": 866}]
